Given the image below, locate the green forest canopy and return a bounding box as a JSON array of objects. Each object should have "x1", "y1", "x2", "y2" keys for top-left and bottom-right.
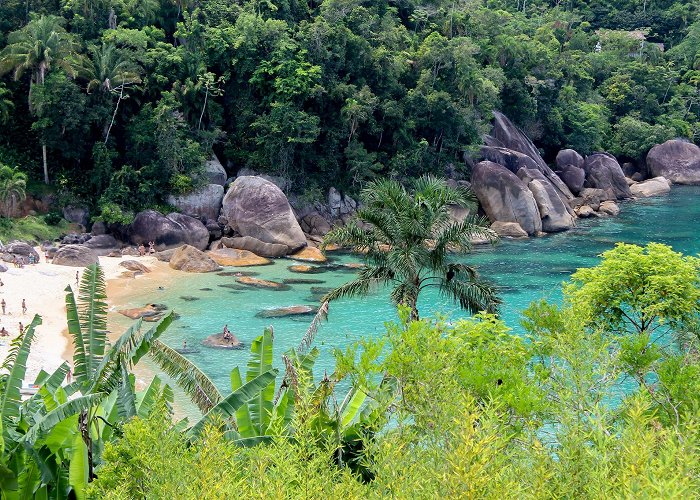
[{"x1": 0, "y1": 0, "x2": 698, "y2": 220}]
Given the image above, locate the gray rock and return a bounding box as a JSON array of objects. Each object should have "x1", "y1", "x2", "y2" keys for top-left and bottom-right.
[
  {"x1": 557, "y1": 164, "x2": 586, "y2": 195},
  {"x1": 62, "y1": 205, "x2": 89, "y2": 227},
  {"x1": 0, "y1": 263, "x2": 7, "y2": 272},
  {"x1": 646, "y1": 139, "x2": 700, "y2": 184},
  {"x1": 84, "y1": 234, "x2": 120, "y2": 256},
  {"x1": 582, "y1": 153, "x2": 632, "y2": 200},
  {"x1": 119, "y1": 260, "x2": 151, "y2": 273},
  {"x1": 52, "y1": 245, "x2": 99, "y2": 267},
  {"x1": 2, "y1": 241, "x2": 40, "y2": 262},
  {"x1": 490, "y1": 221, "x2": 528, "y2": 238},
  {"x1": 299, "y1": 212, "x2": 332, "y2": 236},
  {"x1": 236, "y1": 168, "x2": 290, "y2": 192},
  {"x1": 485, "y1": 111, "x2": 574, "y2": 201},
  {"x1": 204, "y1": 155, "x2": 227, "y2": 186},
  {"x1": 91, "y1": 221, "x2": 107, "y2": 236},
  {"x1": 479, "y1": 146, "x2": 540, "y2": 174},
  {"x1": 166, "y1": 184, "x2": 224, "y2": 221},
  {"x1": 226, "y1": 235, "x2": 289, "y2": 258},
  {"x1": 576, "y1": 205, "x2": 595, "y2": 218},
  {"x1": 471, "y1": 161, "x2": 542, "y2": 235},
  {"x1": 577, "y1": 188, "x2": 612, "y2": 211},
  {"x1": 328, "y1": 187, "x2": 358, "y2": 218},
  {"x1": 517, "y1": 168, "x2": 575, "y2": 232},
  {"x1": 128, "y1": 210, "x2": 209, "y2": 251},
  {"x1": 555, "y1": 149, "x2": 584, "y2": 170},
  {"x1": 222, "y1": 176, "x2": 306, "y2": 253},
  {"x1": 599, "y1": 201, "x2": 620, "y2": 216},
  {"x1": 629, "y1": 177, "x2": 671, "y2": 198},
  {"x1": 169, "y1": 244, "x2": 220, "y2": 273},
  {"x1": 155, "y1": 248, "x2": 177, "y2": 262}
]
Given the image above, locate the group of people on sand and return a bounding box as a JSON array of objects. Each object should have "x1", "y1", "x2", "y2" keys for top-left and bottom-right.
[
  {"x1": 0, "y1": 298, "x2": 28, "y2": 337},
  {"x1": 138, "y1": 241, "x2": 156, "y2": 257},
  {"x1": 12, "y1": 253, "x2": 37, "y2": 267}
]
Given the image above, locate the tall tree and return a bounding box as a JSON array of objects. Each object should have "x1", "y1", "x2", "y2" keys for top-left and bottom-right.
[
  {"x1": 0, "y1": 15, "x2": 81, "y2": 184},
  {"x1": 321, "y1": 176, "x2": 501, "y2": 320},
  {"x1": 0, "y1": 164, "x2": 27, "y2": 217}
]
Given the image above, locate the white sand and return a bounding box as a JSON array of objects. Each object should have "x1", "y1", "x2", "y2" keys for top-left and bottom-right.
[{"x1": 0, "y1": 250, "x2": 161, "y2": 383}]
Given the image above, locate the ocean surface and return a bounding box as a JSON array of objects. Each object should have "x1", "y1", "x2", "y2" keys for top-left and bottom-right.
[{"x1": 111, "y1": 186, "x2": 700, "y2": 405}]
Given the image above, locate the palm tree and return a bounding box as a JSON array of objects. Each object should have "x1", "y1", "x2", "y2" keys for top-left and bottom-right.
[
  {"x1": 0, "y1": 165, "x2": 27, "y2": 217},
  {"x1": 321, "y1": 176, "x2": 501, "y2": 320},
  {"x1": 82, "y1": 43, "x2": 142, "y2": 142},
  {"x1": 0, "y1": 15, "x2": 81, "y2": 184},
  {"x1": 0, "y1": 83, "x2": 13, "y2": 124}
]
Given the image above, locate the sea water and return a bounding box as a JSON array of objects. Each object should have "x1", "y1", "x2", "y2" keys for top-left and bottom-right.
[{"x1": 110, "y1": 186, "x2": 700, "y2": 405}]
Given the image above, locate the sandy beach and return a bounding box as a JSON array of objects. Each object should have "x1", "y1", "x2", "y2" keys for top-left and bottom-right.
[{"x1": 0, "y1": 250, "x2": 163, "y2": 384}]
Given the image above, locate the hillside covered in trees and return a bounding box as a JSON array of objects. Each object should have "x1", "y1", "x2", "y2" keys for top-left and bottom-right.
[{"x1": 0, "y1": 0, "x2": 698, "y2": 222}]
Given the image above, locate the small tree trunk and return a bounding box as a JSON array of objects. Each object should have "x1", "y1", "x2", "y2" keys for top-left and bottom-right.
[
  {"x1": 42, "y1": 143, "x2": 49, "y2": 184},
  {"x1": 79, "y1": 410, "x2": 94, "y2": 480}
]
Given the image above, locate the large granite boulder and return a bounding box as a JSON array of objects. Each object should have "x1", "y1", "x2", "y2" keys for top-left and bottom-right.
[
  {"x1": 207, "y1": 248, "x2": 271, "y2": 266},
  {"x1": 128, "y1": 210, "x2": 209, "y2": 251},
  {"x1": 222, "y1": 176, "x2": 306, "y2": 253},
  {"x1": 299, "y1": 212, "x2": 332, "y2": 236},
  {"x1": 169, "y1": 244, "x2": 220, "y2": 272},
  {"x1": 471, "y1": 161, "x2": 542, "y2": 235},
  {"x1": 490, "y1": 221, "x2": 528, "y2": 238},
  {"x1": 167, "y1": 184, "x2": 224, "y2": 221},
  {"x1": 517, "y1": 168, "x2": 575, "y2": 232},
  {"x1": 224, "y1": 235, "x2": 288, "y2": 258},
  {"x1": 629, "y1": 177, "x2": 671, "y2": 198},
  {"x1": 646, "y1": 139, "x2": 700, "y2": 184},
  {"x1": 485, "y1": 111, "x2": 574, "y2": 201},
  {"x1": 557, "y1": 164, "x2": 586, "y2": 195},
  {"x1": 84, "y1": 234, "x2": 120, "y2": 256},
  {"x1": 62, "y1": 205, "x2": 89, "y2": 227},
  {"x1": 205, "y1": 155, "x2": 227, "y2": 186},
  {"x1": 555, "y1": 149, "x2": 584, "y2": 170},
  {"x1": 52, "y1": 245, "x2": 99, "y2": 267},
  {"x1": 479, "y1": 146, "x2": 540, "y2": 174},
  {"x1": 1, "y1": 241, "x2": 40, "y2": 263},
  {"x1": 582, "y1": 153, "x2": 632, "y2": 200}
]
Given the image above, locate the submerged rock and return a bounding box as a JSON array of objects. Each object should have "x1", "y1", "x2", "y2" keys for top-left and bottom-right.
[
  {"x1": 283, "y1": 278, "x2": 326, "y2": 284},
  {"x1": 256, "y1": 305, "x2": 318, "y2": 318},
  {"x1": 288, "y1": 264, "x2": 324, "y2": 273},
  {"x1": 236, "y1": 276, "x2": 289, "y2": 290},
  {"x1": 202, "y1": 332, "x2": 244, "y2": 350},
  {"x1": 646, "y1": 140, "x2": 700, "y2": 184},
  {"x1": 598, "y1": 201, "x2": 620, "y2": 216}
]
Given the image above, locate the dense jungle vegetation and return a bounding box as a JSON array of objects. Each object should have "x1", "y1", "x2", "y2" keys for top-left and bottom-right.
[{"x1": 0, "y1": 0, "x2": 699, "y2": 222}]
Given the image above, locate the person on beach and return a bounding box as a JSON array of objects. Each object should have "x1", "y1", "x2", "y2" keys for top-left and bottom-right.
[
  {"x1": 76, "y1": 271, "x2": 79, "y2": 286},
  {"x1": 21, "y1": 299, "x2": 26, "y2": 315},
  {"x1": 0, "y1": 327, "x2": 8, "y2": 337},
  {"x1": 138, "y1": 243, "x2": 146, "y2": 256},
  {"x1": 18, "y1": 322, "x2": 23, "y2": 335},
  {"x1": 148, "y1": 241, "x2": 156, "y2": 254},
  {"x1": 1, "y1": 299, "x2": 5, "y2": 314},
  {"x1": 0, "y1": 278, "x2": 4, "y2": 288}
]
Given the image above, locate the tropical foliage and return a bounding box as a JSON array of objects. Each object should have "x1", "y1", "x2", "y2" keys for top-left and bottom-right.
[{"x1": 321, "y1": 175, "x2": 500, "y2": 319}]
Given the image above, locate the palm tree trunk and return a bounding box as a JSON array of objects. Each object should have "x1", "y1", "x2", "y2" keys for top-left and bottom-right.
[
  {"x1": 79, "y1": 410, "x2": 94, "y2": 480},
  {"x1": 42, "y1": 143, "x2": 49, "y2": 184}
]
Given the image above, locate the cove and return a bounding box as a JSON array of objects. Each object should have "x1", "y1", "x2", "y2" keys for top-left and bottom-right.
[{"x1": 111, "y1": 187, "x2": 700, "y2": 397}]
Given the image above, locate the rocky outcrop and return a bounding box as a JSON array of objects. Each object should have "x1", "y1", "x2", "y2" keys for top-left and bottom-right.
[
  {"x1": 485, "y1": 111, "x2": 574, "y2": 201},
  {"x1": 582, "y1": 154, "x2": 632, "y2": 200},
  {"x1": 328, "y1": 188, "x2": 358, "y2": 218},
  {"x1": 471, "y1": 161, "x2": 542, "y2": 235},
  {"x1": 490, "y1": 221, "x2": 528, "y2": 238},
  {"x1": 84, "y1": 234, "x2": 120, "y2": 256},
  {"x1": 128, "y1": 210, "x2": 209, "y2": 251},
  {"x1": 205, "y1": 155, "x2": 227, "y2": 186},
  {"x1": 646, "y1": 140, "x2": 700, "y2": 184},
  {"x1": 207, "y1": 248, "x2": 271, "y2": 266},
  {"x1": 222, "y1": 176, "x2": 306, "y2": 253},
  {"x1": 52, "y1": 245, "x2": 99, "y2": 267},
  {"x1": 169, "y1": 245, "x2": 220, "y2": 273},
  {"x1": 1, "y1": 241, "x2": 40, "y2": 263},
  {"x1": 576, "y1": 205, "x2": 596, "y2": 218},
  {"x1": 288, "y1": 246, "x2": 327, "y2": 263},
  {"x1": 599, "y1": 201, "x2": 620, "y2": 216},
  {"x1": 119, "y1": 303, "x2": 167, "y2": 321},
  {"x1": 517, "y1": 169, "x2": 575, "y2": 232},
  {"x1": 223, "y1": 235, "x2": 288, "y2": 258},
  {"x1": 62, "y1": 205, "x2": 89, "y2": 227},
  {"x1": 167, "y1": 184, "x2": 224, "y2": 221},
  {"x1": 629, "y1": 177, "x2": 671, "y2": 198},
  {"x1": 236, "y1": 276, "x2": 287, "y2": 289},
  {"x1": 256, "y1": 305, "x2": 318, "y2": 318},
  {"x1": 299, "y1": 212, "x2": 332, "y2": 236}
]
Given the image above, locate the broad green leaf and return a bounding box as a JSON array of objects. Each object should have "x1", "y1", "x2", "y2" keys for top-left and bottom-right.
[{"x1": 68, "y1": 433, "x2": 88, "y2": 500}]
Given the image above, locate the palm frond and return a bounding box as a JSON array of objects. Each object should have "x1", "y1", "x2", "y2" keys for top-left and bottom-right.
[
  {"x1": 322, "y1": 266, "x2": 394, "y2": 304},
  {"x1": 297, "y1": 301, "x2": 329, "y2": 354},
  {"x1": 437, "y1": 269, "x2": 501, "y2": 315},
  {"x1": 23, "y1": 393, "x2": 106, "y2": 445},
  {"x1": 149, "y1": 340, "x2": 222, "y2": 414}
]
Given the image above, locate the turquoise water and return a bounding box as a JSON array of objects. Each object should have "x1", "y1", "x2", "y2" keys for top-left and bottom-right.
[{"x1": 112, "y1": 187, "x2": 700, "y2": 399}]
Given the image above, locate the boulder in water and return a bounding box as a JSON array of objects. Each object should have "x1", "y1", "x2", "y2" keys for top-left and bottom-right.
[
  {"x1": 598, "y1": 201, "x2": 620, "y2": 216},
  {"x1": 288, "y1": 246, "x2": 327, "y2": 263},
  {"x1": 471, "y1": 161, "x2": 542, "y2": 235},
  {"x1": 490, "y1": 221, "x2": 528, "y2": 238},
  {"x1": 236, "y1": 276, "x2": 288, "y2": 289},
  {"x1": 119, "y1": 303, "x2": 167, "y2": 321},
  {"x1": 517, "y1": 168, "x2": 575, "y2": 233},
  {"x1": 202, "y1": 332, "x2": 244, "y2": 350},
  {"x1": 646, "y1": 139, "x2": 700, "y2": 184},
  {"x1": 629, "y1": 177, "x2": 671, "y2": 198},
  {"x1": 208, "y1": 248, "x2": 271, "y2": 266},
  {"x1": 576, "y1": 205, "x2": 596, "y2": 218},
  {"x1": 52, "y1": 245, "x2": 99, "y2": 267},
  {"x1": 255, "y1": 305, "x2": 318, "y2": 318},
  {"x1": 222, "y1": 176, "x2": 306, "y2": 253},
  {"x1": 169, "y1": 245, "x2": 220, "y2": 273}
]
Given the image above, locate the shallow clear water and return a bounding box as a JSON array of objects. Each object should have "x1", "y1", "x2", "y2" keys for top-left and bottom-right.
[{"x1": 112, "y1": 187, "x2": 700, "y2": 398}]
